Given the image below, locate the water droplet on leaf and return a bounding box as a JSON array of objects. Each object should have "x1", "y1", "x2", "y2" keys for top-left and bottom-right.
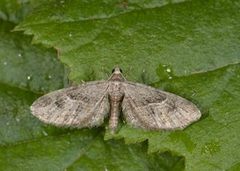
[
  {"x1": 166, "y1": 68, "x2": 171, "y2": 72},
  {"x1": 42, "y1": 130, "x2": 48, "y2": 136},
  {"x1": 27, "y1": 76, "x2": 32, "y2": 80},
  {"x1": 15, "y1": 117, "x2": 20, "y2": 122}
]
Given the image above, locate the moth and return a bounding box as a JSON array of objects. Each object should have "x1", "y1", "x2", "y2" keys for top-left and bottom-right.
[{"x1": 31, "y1": 67, "x2": 201, "y2": 133}]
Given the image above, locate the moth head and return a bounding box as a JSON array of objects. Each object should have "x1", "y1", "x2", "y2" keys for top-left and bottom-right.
[
  {"x1": 112, "y1": 67, "x2": 123, "y2": 74},
  {"x1": 110, "y1": 67, "x2": 125, "y2": 81}
]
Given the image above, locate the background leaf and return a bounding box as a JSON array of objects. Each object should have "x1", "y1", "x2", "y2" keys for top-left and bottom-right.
[
  {"x1": 0, "y1": 2, "x2": 183, "y2": 170},
  {"x1": 2, "y1": 0, "x2": 240, "y2": 170},
  {"x1": 15, "y1": 0, "x2": 240, "y2": 83},
  {"x1": 0, "y1": 0, "x2": 44, "y2": 23}
]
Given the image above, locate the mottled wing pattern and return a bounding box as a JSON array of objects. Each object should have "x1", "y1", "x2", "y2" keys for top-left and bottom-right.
[
  {"x1": 31, "y1": 81, "x2": 110, "y2": 128},
  {"x1": 122, "y1": 82, "x2": 201, "y2": 130}
]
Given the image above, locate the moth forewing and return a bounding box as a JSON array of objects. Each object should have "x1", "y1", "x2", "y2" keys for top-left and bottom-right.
[
  {"x1": 31, "y1": 81, "x2": 110, "y2": 128},
  {"x1": 121, "y1": 81, "x2": 201, "y2": 130}
]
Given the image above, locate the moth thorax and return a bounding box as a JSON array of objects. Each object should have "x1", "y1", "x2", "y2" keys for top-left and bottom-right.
[
  {"x1": 109, "y1": 92, "x2": 124, "y2": 102},
  {"x1": 108, "y1": 82, "x2": 124, "y2": 101}
]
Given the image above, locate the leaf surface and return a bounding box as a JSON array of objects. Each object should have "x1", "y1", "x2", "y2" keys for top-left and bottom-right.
[{"x1": 15, "y1": 0, "x2": 240, "y2": 83}]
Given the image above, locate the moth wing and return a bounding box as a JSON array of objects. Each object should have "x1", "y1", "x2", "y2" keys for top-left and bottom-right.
[
  {"x1": 31, "y1": 81, "x2": 110, "y2": 128},
  {"x1": 122, "y1": 82, "x2": 201, "y2": 130}
]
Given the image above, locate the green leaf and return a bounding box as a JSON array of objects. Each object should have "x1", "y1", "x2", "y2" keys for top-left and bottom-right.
[
  {"x1": 11, "y1": 0, "x2": 240, "y2": 170},
  {"x1": 0, "y1": 19, "x2": 183, "y2": 170},
  {"x1": 0, "y1": 20, "x2": 66, "y2": 145},
  {"x1": 0, "y1": 21, "x2": 66, "y2": 93},
  {"x1": 0, "y1": 0, "x2": 44, "y2": 23},
  {"x1": 15, "y1": 0, "x2": 240, "y2": 83}
]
